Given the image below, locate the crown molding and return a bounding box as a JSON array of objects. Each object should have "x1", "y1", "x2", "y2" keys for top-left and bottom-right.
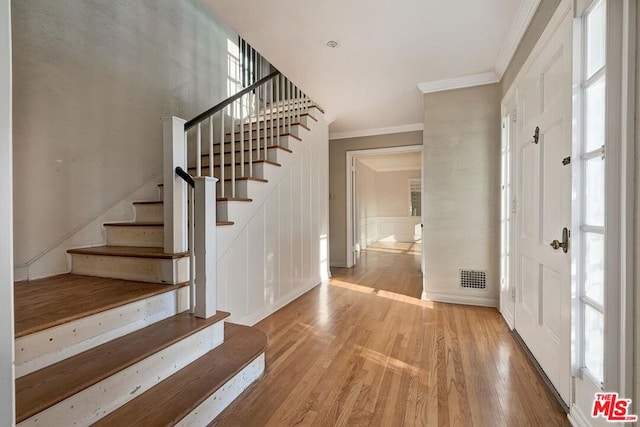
[
  {"x1": 330, "y1": 123, "x2": 424, "y2": 140},
  {"x1": 417, "y1": 72, "x2": 499, "y2": 94},
  {"x1": 494, "y1": 0, "x2": 541, "y2": 78}
]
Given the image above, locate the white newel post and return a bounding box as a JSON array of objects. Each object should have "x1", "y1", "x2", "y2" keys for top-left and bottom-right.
[
  {"x1": 162, "y1": 116, "x2": 188, "y2": 253},
  {"x1": 193, "y1": 177, "x2": 218, "y2": 319}
]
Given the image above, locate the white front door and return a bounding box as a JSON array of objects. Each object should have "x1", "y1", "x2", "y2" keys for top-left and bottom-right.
[{"x1": 514, "y1": 7, "x2": 573, "y2": 404}]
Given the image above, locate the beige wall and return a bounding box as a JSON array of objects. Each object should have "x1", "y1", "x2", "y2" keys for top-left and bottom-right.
[
  {"x1": 501, "y1": 0, "x2": 562, "y2": 95},
  {"x1": 423, "y1": 84, "x2": 501, "y2": 306},
  {"x1": 328, "y1": 131, "x2": 423, "y2": 267},
  {"x1": 12, "y1": 0, "x2": 235, "y2": 276},
  {"x1": 355, "y1": 159, "x2": 378, "y2": 221},
  {"x1": 376, "y1": 169, "x2": 421, "y2": 217},
  {"x1": 0, "y1": 0, "x2": 14, "y2": 419}
]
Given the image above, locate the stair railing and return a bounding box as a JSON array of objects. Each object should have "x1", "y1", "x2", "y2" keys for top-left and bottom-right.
[{"x1": 163, "y1": 43, "x2": 319, "y2": 320}]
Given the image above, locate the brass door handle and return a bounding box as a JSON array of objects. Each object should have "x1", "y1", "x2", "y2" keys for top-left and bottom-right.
[{"x1": 550, "y1": 227, "x2": 570, "y2": 253}]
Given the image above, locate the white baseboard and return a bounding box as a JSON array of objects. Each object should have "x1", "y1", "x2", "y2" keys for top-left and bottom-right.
[
  {"x1": 235, "y1": 278, "x2": 322, "y2": 326},
  {"x1": 330, "y1": 262, "x2": 348, "y2": 268},
  {"x1": 425, "y1": 292, "x2": 498, "y2": 308},
  {"x1": 14, "y1": 266, "x2": 28, "y2": 282},
  {"x1": 568, "y1": 405, "x2": 590, "y2": 427}
]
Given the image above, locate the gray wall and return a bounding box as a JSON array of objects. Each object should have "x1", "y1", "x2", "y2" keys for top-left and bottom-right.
[
  {"x1": 1, "y1": 0, "x2": 14, "y2": 420},
  {"x1": 12, "y1": 0, "x2": 235, "y2": 273},
  {"x1": 501, "y1": 0, "x2": 562, "y2": 95},
  {"x1": 423, "y1": 84, "x2": 501, "y2": 305},
  {"x1": 376, "y1": 169, "x2": 421, "y2": 217},
  {"x1": 328, "y1": 131, "x2": 423, "y2": 267}
]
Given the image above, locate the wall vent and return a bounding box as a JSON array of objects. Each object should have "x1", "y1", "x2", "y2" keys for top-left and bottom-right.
[{"x1": 460, "y1": 270, "x2": 486, "y2": 290}]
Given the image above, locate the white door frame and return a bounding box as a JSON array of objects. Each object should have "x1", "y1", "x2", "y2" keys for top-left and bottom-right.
[
  {"x1": 345, "y1": 144, "x2": 424, "y2": 273},
  {"x1": 0, "y1": 0, "x2": 15, "y2": 422}
]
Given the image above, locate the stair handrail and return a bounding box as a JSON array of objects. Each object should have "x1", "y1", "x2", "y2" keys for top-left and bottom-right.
[
  {"x1": 175, "y1": 166, "x2": 195, "y2": 188},
  {"x1": 184, "y1": 71, "x2": 281, "y2": 131}
]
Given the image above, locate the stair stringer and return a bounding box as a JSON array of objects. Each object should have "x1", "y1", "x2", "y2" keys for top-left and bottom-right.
[{"x1": 215, "y1": 115, "x2": 330, "y2": 325}]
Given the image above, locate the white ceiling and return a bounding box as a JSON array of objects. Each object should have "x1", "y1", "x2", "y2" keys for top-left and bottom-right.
[
  {"x1": 357, "y1": 151, "x2": 421, "y2": 172},
  {"x1": 203, "y1": 0, "x2": 538, "y2": 137}
]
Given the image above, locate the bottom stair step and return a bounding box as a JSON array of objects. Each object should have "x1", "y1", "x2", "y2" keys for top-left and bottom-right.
[
  {"x1": 94, "y1": 323, "x2": 268, "y2": 426},
  {"x1": 16, "y1": 311, "x2": 230, "y2": 426}
]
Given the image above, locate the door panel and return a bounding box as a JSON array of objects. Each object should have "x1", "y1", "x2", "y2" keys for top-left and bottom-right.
[{"x1": 514, "y1": 11, "x2": 572, "y2": 404}]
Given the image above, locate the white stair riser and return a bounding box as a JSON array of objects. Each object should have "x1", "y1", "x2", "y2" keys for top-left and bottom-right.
[
  {"x1": 195, "y1": 163, "x2": 265, "y2": 180},
  {"x1": 216, "y1": 200, "x2": 249, "y2": 223},
  {"x1": 176, "y1": 353, "x2": 265, "y2": 427},
  {"x1": 105, "y1": 226, "x2": 163, "y2": 247},
  {"x1": 240, "y1": 114, "x2": 315, "y2": 130},
  {"x1": 134, "y1": 204, "x2": 163, "y2": 222},
  {"x1": 220, "y1": 179, "x2": 264, "y2": 199},
  {"x1": 18, "y1": 321, "x2": 225, "y2": 427},
  {"x1": 226, "y1": 125, "x2": 300, "y2": 141},
  {"x1": 70, "y1": 254, "x2": 189, "y2": 285},
  {"x1": 15, "y1": 286, "x2": 190, "y2": 378},
  {"x1": 197, "y1": 136, "x2": 295, "y2": 165}
]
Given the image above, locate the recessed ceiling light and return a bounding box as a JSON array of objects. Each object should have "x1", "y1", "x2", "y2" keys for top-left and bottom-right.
[{"x1": 326, "y1": 40, "x2": 339, "y2": 48}]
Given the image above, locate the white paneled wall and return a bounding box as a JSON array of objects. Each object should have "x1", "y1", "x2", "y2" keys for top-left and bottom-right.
[{"x1": 217, "y1": 118, "x2": 329, "y2": 325}]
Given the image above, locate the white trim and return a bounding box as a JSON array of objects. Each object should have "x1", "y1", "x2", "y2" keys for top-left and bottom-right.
[
  {"x1": 330, "y1": 123, "x2": 423, "y2": 140},
  {"x1": 425, "y1": 292, "x2": 498, "y2": 308},
  {"x1": 567, "y1": 405, "x2": 591, "y2": 427},
  {"x1": 234, "y1": 279, "x2": 321, "y2": 326},
  {"x1": 0, "y1": 0, "x2": 13, "y2": 422},
  {"x1": 372, "y1": 166, "x2": 421, "y2": 173},
  {"x1": 417, "y1": 72, "x2": 498, "y2": 94},
  {"x1": 501, "y1": 0, "x2": 572, "y2": 103},
  {"x1": 345, "y1": 145, "x2": 424, "y2": 269},
  {"x1": 495, "y1": 0, "x2": 542, "y2": 78}
]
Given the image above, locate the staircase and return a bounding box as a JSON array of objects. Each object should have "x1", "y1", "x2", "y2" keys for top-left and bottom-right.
[{"x1": 14, "y1": 48, "x2": 325, "y2": 425}]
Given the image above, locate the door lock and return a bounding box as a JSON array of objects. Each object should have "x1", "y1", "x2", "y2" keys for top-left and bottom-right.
[{"x1": 550, "y1": 227, "x2": 570, "y2": 253}]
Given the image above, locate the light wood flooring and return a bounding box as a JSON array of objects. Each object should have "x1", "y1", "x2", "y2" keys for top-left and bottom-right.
[{"x1": 210, "y1": 243, "x2": 569, "y2": 426}]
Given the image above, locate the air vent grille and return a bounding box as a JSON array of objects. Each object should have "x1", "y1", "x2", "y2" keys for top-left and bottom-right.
[{"x1": 460, "y1": 270, "x2": 486, "y2": 290}]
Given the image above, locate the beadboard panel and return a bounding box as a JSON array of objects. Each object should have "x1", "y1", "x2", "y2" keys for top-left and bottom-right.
[{"x1": 217, "y1": 118, "x2": 330, "y2": 325}]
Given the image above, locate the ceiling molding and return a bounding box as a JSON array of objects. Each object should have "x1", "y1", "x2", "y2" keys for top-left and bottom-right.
[
  {"x1": 417, "y1": 72, "x2": 499, "y2": 94},
  {"x1": 494, "y1": 0, "x2": 541, "y2": 79},
  {"x1": 330, "y1": 123, "x2": 424, "y2": 141}
]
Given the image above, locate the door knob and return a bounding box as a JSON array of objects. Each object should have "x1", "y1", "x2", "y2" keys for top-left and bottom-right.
[{"x1": 550, "y1": 227, "x2": 570, "y2": 253}]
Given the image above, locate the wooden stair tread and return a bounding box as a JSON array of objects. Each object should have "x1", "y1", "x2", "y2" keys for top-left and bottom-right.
[
  {"x1": 103, "y1": 222, "x2": 163, "y2": 227},
  {"x1": 209, "y1": 145, "x2": 293, "y2": 156},
  {"x1": 14, "y1": 274, "x2": 188, "y2": 338},
  {"x1": 132, "y1": 201, "x2": 162, "y2": 205},
  {"x1": 93, "y1": 323, "x2": 267, "y2": 427},
  {"x1": 246, "y1": 112, "x2": 317, "y2": 123},
  {"x1": 190, "y1": 159, "x2": 282, "y2": 170},
  {"x1": 67, "y1": 246, "x2": 189, "y2": 259},
  {"x1": 226, "y1": 123, "x2": 308, "y2": 137},
  {"x1": 15, "y1": 311, "x2": 230, "y2": 423},
  {"x1": 223, "y1": 176, "x2": 268, "y2": 183},
  {"x1": 216, "y1": 198, "x2": 252, "y2": 202}
]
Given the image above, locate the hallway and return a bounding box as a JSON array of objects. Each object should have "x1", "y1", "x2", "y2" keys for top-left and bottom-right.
[{"x1": 211, "y1": 247, "x2": 569, "y2": 426}]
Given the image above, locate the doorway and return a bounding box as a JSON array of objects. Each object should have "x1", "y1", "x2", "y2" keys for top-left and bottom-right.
[{"x1": 345, "y1": 146, "x2": 424, "y2": 296}]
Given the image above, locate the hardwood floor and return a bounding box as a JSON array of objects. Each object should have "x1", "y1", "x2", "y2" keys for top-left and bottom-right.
[{"x1": 211, "y1": 246, "x2": 569, "y2": 426}]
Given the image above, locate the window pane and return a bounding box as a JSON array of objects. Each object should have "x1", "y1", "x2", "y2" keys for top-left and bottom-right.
[
  {"x1": 584, "y1": 157, "x2": 604, "y2": 226},
  {"x1": 586, "y1": 0, "x2": 606, "y2": 78},
  {"x1": 585, "y1": 76, "x2": 605, "y2": 152},
  {"x1": 584, "y1": 232, "x2": 604, "y2": 306},
  {"x1": 584, "y1": 305, "x2": 604, "y2": 383}
]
